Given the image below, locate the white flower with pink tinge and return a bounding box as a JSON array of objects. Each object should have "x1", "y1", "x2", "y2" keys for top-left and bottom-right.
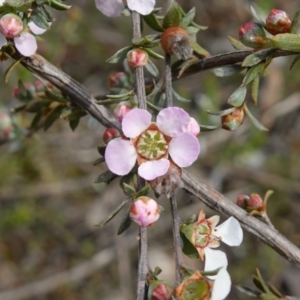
[
  {"x1": 105, "y1": 107, "x2": 200, "y2": 181},
  {"x1": 95, "y1": 0, "x2": 155, "y2": 17}
]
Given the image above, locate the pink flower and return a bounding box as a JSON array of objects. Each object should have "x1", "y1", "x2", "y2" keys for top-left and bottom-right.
[
  {"x1": 105, "y1": 107, "x2": 200, "y2": 181},
  {"x1": 130, "y1": 196, "x2": 160, "y2": 227},
  {"x1": 114, "y1": 102, "x2": 133, "y2": 122},
  {"x1": 186, "y1": 117, "x2": 200, "y2": 137},
  {"x1": 95, "y1": 0, "x2": 155, "y2": 17}
]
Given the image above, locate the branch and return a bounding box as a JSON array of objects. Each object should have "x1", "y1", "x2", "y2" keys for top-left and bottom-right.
[{"x1": 14, "y1": 51, "x2": 300, "y2": 266}]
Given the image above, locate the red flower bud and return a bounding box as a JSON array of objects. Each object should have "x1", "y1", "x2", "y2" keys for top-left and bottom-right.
[
  {"x1": 236, "y1": 195, "x2": 249, "y2": 209},
  {"x1": 248, "y1": 193, "x2": 264, "y2": 209},
  {"x1": 0, "y1": 14, "x2": 23, "y2": 38},
  {"x1": 102, "y1": 128, "x2": 121, "y2": 144},
  {"x1": 114, "y1": 102, "x2": 133, "y2": 122},
  {"x1": 108, "y1": 72, "x2": 128, "y2": 89},
  {"x1": 0, "y1": 112, "x2": 14, "y2": 140},
  {"x1": 151, "y1": 283, "x2": 173, "y2": 300},
  {"x1": 266, "y1": 9, "x2": 291, "y2": 35},
  {"x1": 239, "y1": 21, "x2": 269, "y2": 48},
  {"x1": 160, "y1": 26, "x2": 192, "y2": 60},
  {"x1": 127, "y1": 49, "x2": 148, "y2": 68}
]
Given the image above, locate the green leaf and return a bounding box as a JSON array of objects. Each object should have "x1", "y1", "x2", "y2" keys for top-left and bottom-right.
[
  {"x1": 189, "y1": 39, "x2": 209, "y2": 57},
  {"x1": 250, "y1": 5, "x2": 265, "y2": 26},
  {"x1": 244, "y1": 104, "x2": 268, "y2": 131},
  {"x1": 132, "y1": 36, "x2": 160, "y2": 48},
  {"x1": 4, "y1": 58, "x2": 23, "y2": 83},
  {"x1": 199, "y1": 124, "x2": 219, "y2": 131},
  {"x1": 117, "y1": 210, "x2": 132, "y2": 235},
  {"x1": 93, "y1": 157, "x2": 105, "y2": 166},
  {"x1": 271, "y1": 33, "x2": 300, "y2": 52},
  {"x1": 106, "y1": 90, "x2": 134, "y2": 99},
  {"x1": 290, "y1": 8, "x2": 300, "y2": 34},
  {"x1": 180, "y1": 233, "x2": 199, "y2": 259},
  {"x1": 146, "y1": 77, "x2": 164, "y2": 101},
  {"x1": 30, "y1": 111, "x2": 43, "y2": 129},
  {"x1": 95, "y1": 200, "x2": 128, "y2": 227},
  {"x1": 48, "y1": 0, "x2": 71, "y2": 10},
  {"x1": 122, "y1": 183, "x2": 136, "y2": 197},
  {"x1": 45, "y1": 89, "x2": 68, "y2": 102},
  {"x1": 172, "y1": 88, "x2": 190, "y2": 102},
  {"x1": 69, "y1": 118, "x2": 80, "y2": 131},
  {"x1": 97, "y1": 146, "x2": 106, "y2": 156},
  {"x1": 106, "y1": 46, "x2": 133, "y2": 64},
  {"x1": 250, "y1": 76, "x2": 259, "y2": 105},
  {"x1": 289, "y1": 54, "x2": 300, "y2": 70},
  {"x1": 179, "y1": 7, "x2": 195, "y2": 29},
  {"x1": 212, "y1": 65, "x2": 244, "y2": 77},
  {"x1": 94, "y1": 170, "x2": 117, "y2": 184},
  {"x1": 142, "y1": 47, "x2": 164, "y2": 59},
  {"x1": 162, "y1": 3, "x2": 181, "y2": 29},
  {"x1": 134, "y1": 185, "x2": 150, "y2": 198},
  {"x1": 4, "y1": 0, "x2": 34, "y2": 12},
  {"x1": 144, "y1": 59, "x2": 159, "y2": 78},
  {"x1": 242, "y1": 63, "x2": 265, "y2": 86},
  {"x1": 228, "y1": 36, "x2": 250, "y2": 50},
  {"x1": 242, "y1": 48, "x2": 277, "y2": 67},
  {"x1": 176, "y1": 57, "x2": 199, "y2": 78},
  {"x1": 207, "y1": 107, "x2": 236, "y2": 116},
  {"x1": 36, "y1": 0, "x2": 48, "y2": 5},
  {"x1": 44, "y1": 105, "x2": 64, "y2": 131},
  {"x1": 142, "y1": 13, "x2": 163, "y2": 32},
  {"x1": 235, "y1": 285, "x2": 261, "y2": 297},
  {"x1": 227, "y1": 86, "x2": 247, "y2": 107},
  {"x1": 186, "y1": 26, "x2": 200, "y2": 40},
  {"x1": 25, "y1": 99, "x2": 50, "y2": 112},
  {"x1": 30, "y1": 9, "x2": 49, "y2": 29}
]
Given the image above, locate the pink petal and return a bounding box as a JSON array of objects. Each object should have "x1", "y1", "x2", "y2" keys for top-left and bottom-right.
[
  {"x1": 204, "y1": 248, "x2": 228, "y2": 278},
  {"x1": 211, "y1": 268, "x2": 231, "y2": 300},
  {"x1": 138, "y1": 158, "x2": 170, "y2": 181},
  {"x1": 127, "y1": 0, "x2": 155, "y2": 15},
  {"x1": 168, "y1": 133, "x2": 200, "y2": 167},
  {"x1": 122, "y1": 108, "x2": 152, "y2": 138},
  {"x1": 14, "y1": 32, "x2": 37, "y2": 56},
  {"x1": 0, "y1": 33, "x2": 7, "y2": 48},
  {"x1": 95, "y1": 0, "x2": 125, "y2": 17},
  {"x1": 28, "y1": 21, "x2": 48, "y2": 35},
  {"x1": 215, "y1": 217, "x2": 243, "y2": 246},
  {"x1": 157, "y1": 107, "x2": 190, "y2": 137},
  {"x1": 105, "y1": 138, "x2": 137, "y2": 175}
]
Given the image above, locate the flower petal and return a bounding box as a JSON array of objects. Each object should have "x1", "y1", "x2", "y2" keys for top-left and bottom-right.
[
  {"x1": 215, "y1": 217, "x2": 243, "y2": 246},
  {"x1": 204, "y1": 248, "x2": 228, "y2": 279},
  {"x1": 169, "y1": 133, "x2": 200, "y2": 167},
  {"x1": 138, "y1": 158, "x2": 170, "y2": 180},
  {"x1": 157, "y1": 107, "x2": 190, "y2": 137},
  {"x1": 127, "y1": 0, "x2": 155, "y2": 15},
  {"x1": 14, "y1": 32, "x2": 37, "y2": 56},
  {"x1": 0, "y1": 32, "x2": 7, "y2": 48},
  {"x1": 95, "y1": 0, "x2": 125, "y2": 17},
  {"x1": 122, "y1": 108, "x2": 152, "y2": 138},
  {"x1": 105, "y1": 138, "x2": 137, "y2": 175},
  {"x1": 28, "y1": 21, "x2": 49, "y2": 35},
  {"x1": 211, "y1": 268, "x2": 231, "y2": 300}
]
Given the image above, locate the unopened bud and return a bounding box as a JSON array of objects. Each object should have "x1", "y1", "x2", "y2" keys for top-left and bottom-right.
[
  {"x1": 130, "y1": 197, "x2": 160, "y2": 227},
  {"x1": 248, "y1": 193, "x2": 263, "y2": 209},
  {"x1": 160, "y1": 26, "x2": 192, "y2": 60},
  {"x1": 221, "y1": 107, "x2": 245, "y2": 131},
  {"x1": 12, "y1": 82, "x2": 36, "y2": 100},
  {"x1": 239, "y1": 21, "x2": 269, "y2": 48},
  {"x1": 236, "y1": 195, "x2": 249, "y2": 209},
  {"x1": 186, "y1": 117, "x2": 200, "y2": 137},
  {"x1": 266, "y1": 9, "x2": 291, "y2": 35},
  {"x1": 151, "y1": 283, "x2": 173, "y2": 300},
  {"x1": 108, "y1": 72, "x2": 128, "y2": 89},
  {"x1": 102, "y1": 128, "x2": 120, "y2": 144},
  {"x1": 0, "y1": 112, "x2": 14, "y2": 140},
  {"x1": 127, "y1": 49, "x2": 148, "y2": 68},
  {"x1": 0, "y1": 14, "x2": 23, "y2": 38},
  {"x1": 114, "y1": 102, "x2": 133, "y2": 122}
]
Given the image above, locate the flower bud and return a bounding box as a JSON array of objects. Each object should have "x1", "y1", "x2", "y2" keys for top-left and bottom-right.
[
  {"x1": 236, "y1": 194, "x2": 249, "y2": 209},
  {"x1": 160, "y1": 26, "x2": 192, "y2": 60},
  {"x1": 266, "y1": 9, "x2": 291, "y2": 35},
  {"x1": 221, "y1": 106, "x2": 245, "y2": 131},
  {"x1": 114, "y1": 102, "x2": 133, "y2": 122},
  {"x1": 102, "y1": 128, "x2": 121, "y2": 144},
  {"x1": 127, "y1": 49, "x2": 148, "y2": 68},
  {"x1": 0, "y1": 111, "x2": 14, "y2": 140},
  {"x1": 12, "y1": 82, "x2": 36, "y2": 100},
  {"x1": 186, "y1": 117, "x2": 200, "y2": 137},
  {"x1": 239, "y1": 21, "x2": 269, "y2": 48},
  {"x1": 151, "y1": 283, "x2": 173, "y2": 300},
  {"x1": 108, "y1": 72, "x2": 128, "y2": 89},
  {"x1": 0, "y1": 14, "x2": 23, "y2": 38},
  {"x1": 130, "y1": 197, "x2": 160, "y2": 227},
  {"x1": 248, "y1": 193, "x2": 263, "y2": 209}
]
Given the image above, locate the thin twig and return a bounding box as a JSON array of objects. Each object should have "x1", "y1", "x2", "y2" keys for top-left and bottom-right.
[
  {"x1": 137, "y1": 227, "x2": 148, "y2": 300},
  {"x1": 165, "y1": 53, "x2": 173, "y2": 107},
  {"x1": 170, "y1": 195, "x2": 184, "y2": 285}
]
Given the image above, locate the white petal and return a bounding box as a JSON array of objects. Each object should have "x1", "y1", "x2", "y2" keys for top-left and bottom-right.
[
  {"x1": 14, "y1": 32, "x2": 37, "y2": 56},
  {"x1": 0, "y1": 33, "x2": 7, "y2": 48},
  {"x1": 215, "y1": 217, "x2": 243, "y2": 246},
  {"x1": 204, "y1": 248, "x2": 228, "y2": 279},
  {"x1": 211, "y1": 268, "x2": 231, "y2": 300},
  {"x1": 127, "y1": 0, "x2": 155, "y2": 15},
  {"x1": 138, "y1": 159, "x2": 170, "y2": 181},
  {"x1": 122, "y1": 108, "x2": 151, "y2": 138},
  {"x1": 95, "y1": 0, "x2": 125, "y2": 17},
  {"x1": 28, "y1": 21, "x2": 49, "y2": 35}
]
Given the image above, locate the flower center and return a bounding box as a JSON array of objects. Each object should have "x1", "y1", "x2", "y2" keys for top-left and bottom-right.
[{"x1": 136, "y1": 130, "x2": 168, "y2": 160}]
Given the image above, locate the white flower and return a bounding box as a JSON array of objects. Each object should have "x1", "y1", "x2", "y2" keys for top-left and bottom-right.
[
  {"x1": 95, "y1": 0, "x2": 155, "y2": 17},
  {"x1": 211, "y1": 268, "x2": 231, "y2": 300}
]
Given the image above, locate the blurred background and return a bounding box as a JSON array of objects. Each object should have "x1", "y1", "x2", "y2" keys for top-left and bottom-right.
[{"x1": 0, "y1": 0, "x2": 300, "y2": 299}]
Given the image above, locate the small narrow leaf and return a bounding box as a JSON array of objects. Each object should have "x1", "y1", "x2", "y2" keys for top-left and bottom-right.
[
  {"x1": 177, "y1": 57, "x2": 199, "y2": 78},
  {"x1": 212, "y1": 65, "x2": 244, "y2": 77},
  {"x1": 142, "y1": 13, "x2": 163, "y2": 32},
  {"x1": 250, "y1": 76, "x2": 260, "y2": 105},
  {"x1": 250, "y1": 6, "x2": 265, "y2": 26},
  {"x1": 179, "y1": 7, "x2": 195, "y2": 28},
  {"x1": 162, "y1": 3, "x2": 181, "y2": 29},
  {"x1": 106, "y1": 46, "x2": 133, "y2": 64},
  {"x1": 244, "y1": 104, "x2": 269, "y2": 131},
  {"x1": 31, "y1": 9, "x2": 49, "y2": 29},
  {"x1": 199, "y1": 124, "x2": 219, "y2": 131},
  {"x1": 290, "y1": 54, "x2": 300, "y2": 70},
  {"x1": 134, "y1": 185, "x2": 150, "y2": 198},
  {"x1": 93, "y1": 157, "x2": 105, "y2": 166},
  {"x1": 242, "y1": 63, "x2": 265, "y2": 86},
  {"x1": 122, "y1": 183, "x2": 136, "y2": 197},
  {"x1": 142, "y1": 47, "x2": 164, "y2": 59},
  {"x1": 242, "y1": 48, "x2": 277, "y2": 67},
  {"x1": 117, "y1": 210, "x2": 132, "y2": 235},
  {"x1": 189, "y1": 39, "x2": 210, "y2": 57},
  {"x1": 106, "y1": 90, "x2": 133, "y2": 99},
  {"x1": 69, "y1": 118, "x2": 80, "y2": 131},
  {"x1": 30, "y1": 111, "x2": 43, "y2": 129},
  {"x1": 144, "y1": 59, "x2": 159, "y2": 78},
  {"x1": 228, "y1": 36, "x2": 250, "y2": 50},
  {"x1": 271, "y1": 33, "x2": 300, "y2": 52},
  {"x1": 95, "y1": 200, "x2": 128, "y2": 227},
  {"x1": 290, "y1": 8, "x2": 300, "y2": 34},
  {"x1": 4, "y1": 58, "x2": 23, "y2": 83},
  {"x1": 180, "y1": 233, "x2": 199, "y2": 259},
  {"x1": 235, "y1": 286, "x2": 261, "y2": 297},
  {"x1": 94, "y1": 170, "x2": 117, "y2": 184},
  {"x1": 207, "y1": 107, "x2": 235, "y2": 116},
  {"x1": 227, "y1": 86, "x2": 247, "y2": 107},
  {"x1": 172, "y1": 88, "x2": 190, "y2": 102},
  {"x1": 44, "y1": 105, "x2": 64, "y2": 131}
]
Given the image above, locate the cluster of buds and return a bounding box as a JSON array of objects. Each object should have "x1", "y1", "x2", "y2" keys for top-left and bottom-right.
[
  {"x1": 239, "y1": 9, "x2": 291, "y2": 48},
  {"x1": 236, "y1": 190, "x2": 273, "y2": 216},
  {"x1": 12, "y1": 80, "x2": 46, "y2": 101}
]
